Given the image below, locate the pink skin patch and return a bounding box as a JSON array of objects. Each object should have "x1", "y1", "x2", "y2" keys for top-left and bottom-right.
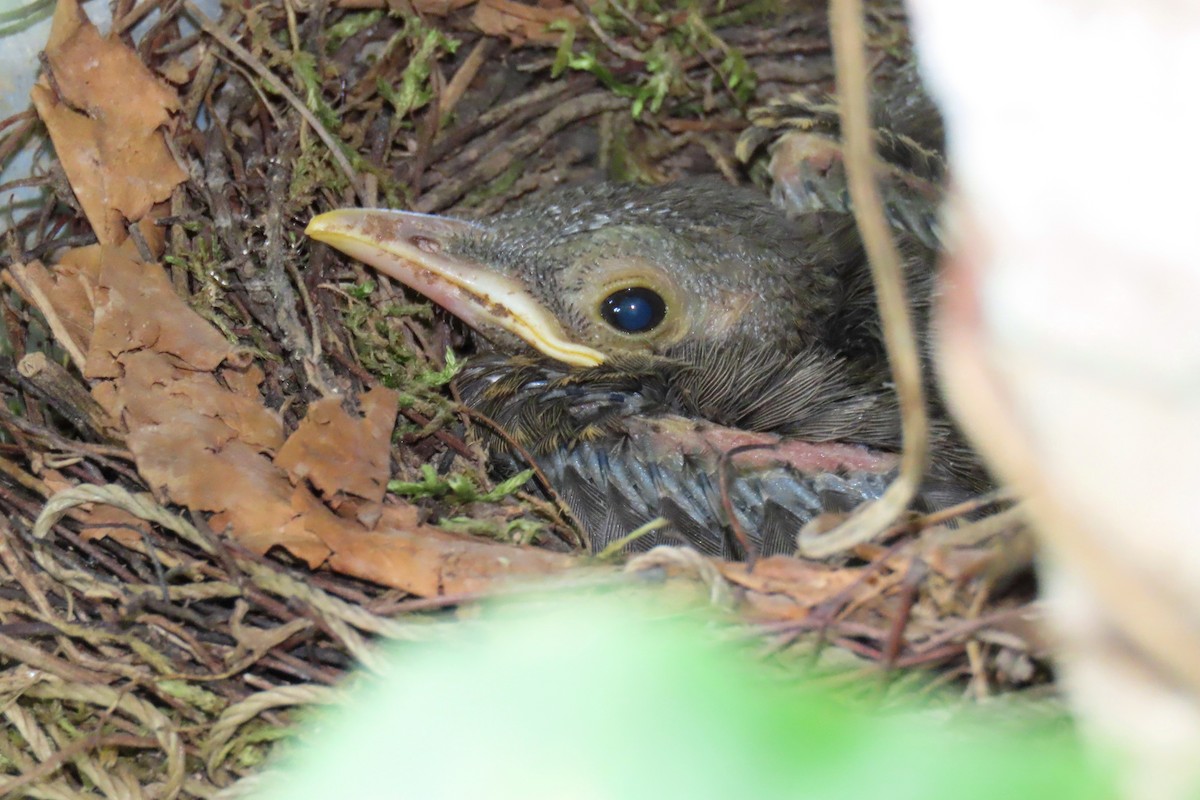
[{"x1": 626, "y1": 414, "x2": 898, "y2": 474}]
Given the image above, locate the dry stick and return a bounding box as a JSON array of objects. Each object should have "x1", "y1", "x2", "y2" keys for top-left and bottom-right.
[
  {"x1": 0, "y1": 107, "x2": 36, "y2": 135},
  {"x1": 17, "y1": 352, "x2": 122, "y2": 442},
  {"x1": 880, "y1": 558, "x2": 928, "y2": 668},
  {"x1": 416, "y1": 91, "x2": 630, "y2": 212},
  {"x1": 181, "y1": 1, "x2": 365, "y2": 205},
  {"x1": 0, "y1": 115, "x2": 37, "y2": 169},
  {"x1": 429, "y1": 79, "x2": 576, "y2": 167},
  {"x1": 113, "y1": 0, "x2": 170, "y2": 35},
  {"x1": 606, "y1": 0, "x2": 649, "y2": 35},
  {"x1": 572, "y1": 0, "x2": 646, "y2": 62},
  {"x1": 913, "y1": 486, "x2": 1012, "y2": 529},
  {"x1": 717, "y1": 442, "x2": 779, "y2": 565},
  {"x1": 181, "y1": 11, "x2": 238, "y2": 124},
  {"x1": 438, "y1": 38, "x2": 491, "y2": 119},
  {"x1": 798, "y1": 0, "x2": 928, "y2": 558}
]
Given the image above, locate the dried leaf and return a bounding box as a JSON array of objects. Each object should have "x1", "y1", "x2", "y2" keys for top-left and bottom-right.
[
  {"x1": 30, "y1": 0, "x2": 185, "y2": 248},
  {"x1": 82, "y1": 504, "x2": 154, "y2": 548},
  {"x1": 21, "y1": 240, "x2": 575, "y2": 593},
  {"x1": 276, "y1": 387, "x2": 400, "y2": 503},
  {"x1": 7, "y1": 249, "x2": 101, "y2": 369},
  {"x1": 86, "y1": 246, "x2": 234, "y2": 379},
  {"x1": 321, "y1": 503, "x2": 575, "y2": 595},
  {"x1": 719, "y1": 556, "x2": 862, "y2": 611},
  {"x1": 471, "y1": 0, "x2": 580, "y2": 45}
]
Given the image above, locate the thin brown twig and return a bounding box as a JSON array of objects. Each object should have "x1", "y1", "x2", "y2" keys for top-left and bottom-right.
[
  {"x1": 913, "y1": 487, "x2": 1013, "y2": 528},
  {"x1": 911, "y1": 605, "x2": 1042, "y2": 655},
  {"x1": 881, "y1": 557, "x2": 927, "y2": 668},
  {"x1": 799, "y1": 0, "x2": 928, "y2": 557},
  {"x1": 113, "y1": 0, "x2": 170, "y2": 35},
  {"x1": 0, "y1": 108, "x2": 37, "y2": 135},
  {"x1": 606, "y1": 0, "x2": 648, "y2": 35},
  {"x1": 416, "y1": 91, "x2": 630, "y2": 212},
  {"x1": 0, "y1": 175, "x2": 52, "y2": 196},
  {"x1": 572, "y1": 0, "x2": 645, "y2": 63},
  {"x1": 439, "y1": 38, "x2": 492, "y2": 119},
  {"x1": 717, "y1": 442, "x2": 777, "y2": 566},
  {"x1": 0, "y1": 116, "x2": 38, "y2": 171}
]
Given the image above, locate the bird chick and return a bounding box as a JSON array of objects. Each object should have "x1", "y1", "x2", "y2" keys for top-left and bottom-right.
[{"x1": 307, "y1": 179, "x2": 982, "y2": 558}]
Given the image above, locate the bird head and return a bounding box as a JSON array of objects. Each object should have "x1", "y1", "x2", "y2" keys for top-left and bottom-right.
[{"x1": 306, "y1": 180, "x2": 849, "y2": 367}]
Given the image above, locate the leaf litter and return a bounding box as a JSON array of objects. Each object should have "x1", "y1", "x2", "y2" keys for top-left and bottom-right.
[{"x1": 0, "y1": 0, "x2": 1049, "y2": 795}]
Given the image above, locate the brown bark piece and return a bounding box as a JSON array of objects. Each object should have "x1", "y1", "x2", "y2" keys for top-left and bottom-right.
[
  {"x1": 275, "y1": 387, "x2": 400, "y2": 503},
  {"x1": 719, "y1": 556, "x2": 863, "y2": 610},
  {"x1": 18, "y1": 243, "x2": 575, "y2": 594},
  {"x1": 8, "y1": 250, "x2": 102, "y2": 369},
  {"x1": 30, "y1": 0, "x2": 185, "y2": 248},
  {"x1": 471, "y1": 0, "x2": 581, "y2": 45},
  {"x1": 87, "y1": 246, "x2": 233, "y2": 379},
  {"x1": 323, "y1": 503, "x2": 575, "y2": 596},
  {"x1": 82, "y1": 504, "x2": 154, "y2": 548}
]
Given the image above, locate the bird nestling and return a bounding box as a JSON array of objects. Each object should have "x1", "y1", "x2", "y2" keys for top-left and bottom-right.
[{"x1": 306, "y1": 178, "x2": 986, "y2": 559}]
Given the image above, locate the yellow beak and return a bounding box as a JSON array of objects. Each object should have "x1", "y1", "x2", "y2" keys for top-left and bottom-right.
[{"x1": 306, "y1": 208, "x2": 605, "y2": 367}]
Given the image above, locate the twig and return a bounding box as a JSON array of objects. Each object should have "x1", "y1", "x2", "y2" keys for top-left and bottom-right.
[
  {"x1": 572, "y1": 0, "x2": 645, "y2": 63},
  {"x1": 798, "y1": 0, "x2": 928, "y2": 557},
  {"x1": 596, "y1": 517, "x2": 669, "y2": 560},
  {"x1": 439, "y1": 38, "x2": 492, "y2": 119},
  {"x1": 880, "y1": 558, "x2": 927, "y2": 668},
  {"x1": 416, "y1": 91, "x2": 629, "y2": 212},
  {"x1": 606, "y1": 0, "x2": 648, "y2": 35},
  {"x1": 16, "y1": 352, "x2": 123, "y2": 442},
  {"x1": 718, "y1": 442, "x2": 778, "y2": 566},
  {"x1": 428, "y1": 79, "x2": 577, "y2": 167},
  {"x1": 913, "y1": 487, "x2": 1013, "y2": 529},
  {"x1": 4, "y1": 264, "x2": 88, "y2": 371}
]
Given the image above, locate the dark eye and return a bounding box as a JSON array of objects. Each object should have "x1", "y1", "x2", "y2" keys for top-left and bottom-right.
[{"x1": 600, "y1": 287, "x2": 667, "y2": 334}]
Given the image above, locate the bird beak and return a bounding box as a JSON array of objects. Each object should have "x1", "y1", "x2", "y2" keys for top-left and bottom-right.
[{"x1": 305, "y1": 208, "x2": 606, "y2": 367}]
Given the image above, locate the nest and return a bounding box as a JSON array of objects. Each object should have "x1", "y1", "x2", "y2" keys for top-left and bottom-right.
[{"x1": 0, "y1": 0, "x2": 1047, "y2": 796}]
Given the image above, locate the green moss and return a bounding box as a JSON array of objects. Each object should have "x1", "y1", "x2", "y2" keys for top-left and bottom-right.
[
  {"x1": 324, "y1": 10, "x2": 385, "y2": 53},
  {"x1": 338, "y1": 280, "x2": 462, "y2": 423},
  {"x1": 388, "y1": 463, "x2": 533, "y2": 504},
  {"x1": 156, "y1": 679, "x2": 228, "y2": 715},
  {"x1": 165, "y1": 234, "x2": 246, "y2": 343},
  {"x1": 550, "y1": 3, "x2": 755, "y2": 120},
  {"x1": 290, "y1": 143, "x2": 350, "y2": 204},
  {"x1": 376, "y1": 21, "x2": 460, "y2": 121}
]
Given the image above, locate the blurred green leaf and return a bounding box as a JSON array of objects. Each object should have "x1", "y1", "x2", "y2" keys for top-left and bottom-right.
[{"x1": 251, "y1": 594, "x2": 1116, "y2": 800}]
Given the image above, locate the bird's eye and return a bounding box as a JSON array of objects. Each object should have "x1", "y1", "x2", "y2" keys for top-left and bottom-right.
[{"x1": 599, "y1": 286, "x2": 667, "y2": 334}]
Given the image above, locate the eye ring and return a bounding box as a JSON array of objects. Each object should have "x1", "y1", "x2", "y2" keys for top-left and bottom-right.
[{"x1": 599, "y1": 286, "x2": 667, "y2": 334}]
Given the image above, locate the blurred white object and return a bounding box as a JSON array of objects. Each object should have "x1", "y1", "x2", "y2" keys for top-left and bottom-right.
[{"x1": 908, "y1": 1, "x2": 1200, "y2": 797}]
